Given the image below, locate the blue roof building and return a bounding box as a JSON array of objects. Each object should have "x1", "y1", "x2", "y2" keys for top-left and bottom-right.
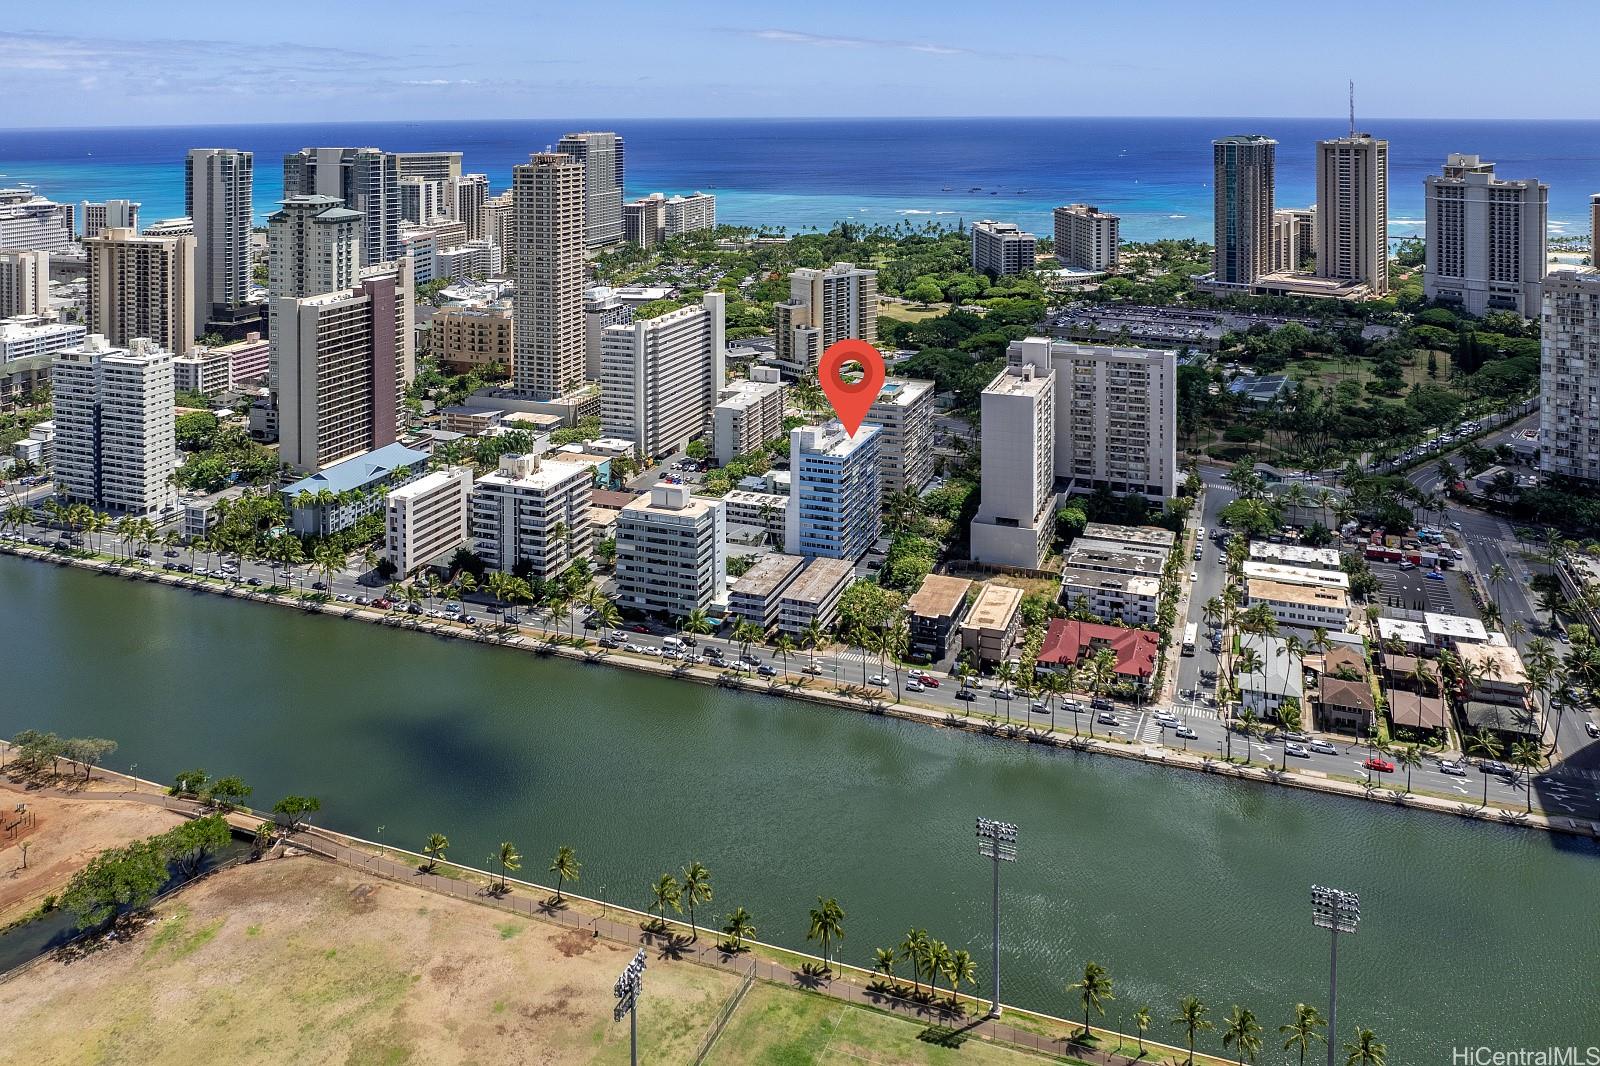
[{"x1": 280, "y1": 442, "x2": 431, "y2": 536}]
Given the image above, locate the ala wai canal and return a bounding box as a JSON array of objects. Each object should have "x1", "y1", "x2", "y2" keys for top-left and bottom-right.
[{"x1": 1, "y1": 554, "x2": 1595, "y2": 1055}]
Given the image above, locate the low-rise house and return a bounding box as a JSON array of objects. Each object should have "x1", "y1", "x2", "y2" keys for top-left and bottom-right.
[
  {"x1": 1237, "y1": 633, "x2": 1305, "y2": 720},
  {"x1": 1309, "y1": 645, "x2": 1373, "y2": 733},
  {"x1": 281, "y1": 442, "x2": 431, "y2": 536},
  {"x1": 1035, "y1": 618, "x2": 1159, "y2": 692}
]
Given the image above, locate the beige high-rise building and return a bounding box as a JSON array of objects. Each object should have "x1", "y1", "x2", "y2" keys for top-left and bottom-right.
[
  {"x1": 1424, "y1": 154, "x2": 1547, "y2": 318},
  {"x1": 970, "y1": 360, "x2": 1055, "y2": 570},
  {"x1": 0, "y1": 249, "x2": 49, "y2": 318},
  {"x1": 971, "y1": 220, "x2": 1037, "y2": 277},
  {"x1": 78, "y1": 199, "x2": 139, "y2": 240},
  {"x1": 624, "y1": 196, "x2": 666, "y2": 248},
  {"x1": 266, "y1": 194, "x2": 362, "y2": 409},
  {"x1": 600, "y1": 292, "x2": 725, "y2": 459},
  {"x1": 555, "y1": 132, "x2": 624, "y2": 248},
  {"x1": 1212, "y1": 135, "x2": 1277, "y2": 286},
  {"x1": 512, "y1": 152, "x2": 587, "y2": 400},
  {"x1": 481, "y1": 191, "x2": 515, "y2": 259},
  {"x1": 85, "y1": 227, "x2": 197, "y2": 355},
  {"x1": 773, "y1": 262, "x2": 877, "y2": 378},
  {"x1": 712, "y1": 365, "x2": 787, "y2": 467},
  {"x1": 185, "y1": 148, "x2": 254, "y2": 322},
  {"x1": 450, "y1": 174, "x2": 490, "y2": 240},
  {"x1": 393, "y1": 152, "x2": 462, "y2": 183},
  {"x1": 385, "y1": 465, "x2": 474, "y2": 576},
  {"x1": 276, "y1": 258, "x2": 413, "y2": 472},
  {"x1": 1539, "y1": 268, "x2": 1600, "y2": 482},
  {"x1": 471, "y1": 452, "x2": 594, "y2": 580},
  {"x1": 861, "y1": 377, "x2": 936, "y2": 493},
  {"x1": 1316, "y1": 134, "x2": 1389, "y2": 295},
  {"x1": 1052, "y1": 204, "x2": 1120, "y2": 272},
  {"x1": 1271, "y1": 210, "x2": 1301, "y2": 273}
]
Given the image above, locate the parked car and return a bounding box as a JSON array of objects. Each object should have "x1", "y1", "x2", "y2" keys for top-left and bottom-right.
[
  {"x1": 802, "y1": 664, "x2": 823, "y2": 675},
  {"x1": 1480, "y1": 760, "x2": 1515, "y2": 779},
  {"x1": 955, "y1": 689, "x2": 977, "y2": 701},
  {"x1": 1283, "y1": 731, "x2": 1311, "y2": 742},
  {"x1": 1309, "y1": 740, "x2": 1338, "y2": 755},
  {"x1": 757, "y1": 664, "x2": 777, "y2": 677}
]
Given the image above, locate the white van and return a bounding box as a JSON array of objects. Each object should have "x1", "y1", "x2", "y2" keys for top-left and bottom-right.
[{"x1": 662, "y1": 636, "x2": 684, "y2": 650}]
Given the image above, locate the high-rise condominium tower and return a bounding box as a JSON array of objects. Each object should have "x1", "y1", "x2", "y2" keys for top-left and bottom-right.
[
  {"x1": 283, "y1": 147, "x2": 400, "y2": 266},
  {"x1": 52, "y1": 335, "x2": 177, "y2": 517},
  {"x1": 186, "y1": 148, "x2": 254, "y2": 323},
  {"x1": 1212, "y1": 136, "x2": 1277, "y2": 286},
  {"x1": 1053, "y1": 204, "x2": 1121, "y2": 272},
  {"x1": 1316, "y1": 134, "x2": 1389, "y2": 295},
  {"x1": 599, "y1": 292, "x2": 726, "y2": 458},
  {"x1": 555, "y1": 132, "x2": 625, "y2": 248},
  {"x1": 1539, "y1": 267, "x2": 1600, "y2": 483},
  {"x1": 773, "y1": 262, "x2": 877, "y2": 378},
  {"x1": 266, "y1": 195, "x2": 361, "y2": 401},
  {"x1": 512, "y1": 152, "x2": 587, "y2": 400},
  {"x1": 1423, "y1": 154, "x2": 1547, "y2": 318},
  {"x1": 85, "y1": 227, "x2": 196, "y2": 355},
  {"x1": 78, "y1": 199, "x2": 140, "y2": 240}
]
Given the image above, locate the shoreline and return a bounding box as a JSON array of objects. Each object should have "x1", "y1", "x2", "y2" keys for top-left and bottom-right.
[{"x1": 6, "y1": 540, "x2": 1598, "y2": 842}]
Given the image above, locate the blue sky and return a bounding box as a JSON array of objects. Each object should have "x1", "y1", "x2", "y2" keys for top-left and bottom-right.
[{"x1": 0, "y1": 0, "x2": 1589, "y2": 126}]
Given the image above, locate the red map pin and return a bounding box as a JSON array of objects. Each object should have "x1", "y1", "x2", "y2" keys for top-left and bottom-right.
[{"x1": 818, "y1": 338, "x2": 886, "y2": 437}]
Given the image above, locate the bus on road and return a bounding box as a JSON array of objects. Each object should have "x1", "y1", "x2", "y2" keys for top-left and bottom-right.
[{"x1": 1182, "y1": 623, "x2": 1198, "y2": 656}]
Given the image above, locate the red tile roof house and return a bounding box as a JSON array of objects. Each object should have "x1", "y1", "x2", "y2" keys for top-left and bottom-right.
[{"x1": 1035, "y1": 618, "x2": 1160, "y2": 693}]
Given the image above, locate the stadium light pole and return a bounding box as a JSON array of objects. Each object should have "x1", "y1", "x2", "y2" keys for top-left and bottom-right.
[
  {"x1": 613, "y1": 947, "x2": 647, "y2": 1066},
  {"x1": 975, "y1": 817, "x2": 1017, "y2": 1019},
  {"x1": 1312, "y1": 884, "x2": 1360, "y2": 1066}
]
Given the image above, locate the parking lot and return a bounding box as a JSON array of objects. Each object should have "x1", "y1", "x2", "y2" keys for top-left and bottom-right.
[{"x1": 1369, "y1": 559, "x2": 1468, "y2": 615}]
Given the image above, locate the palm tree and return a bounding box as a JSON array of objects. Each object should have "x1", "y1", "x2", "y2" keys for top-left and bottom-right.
[
  {"x1": 682, "y1": 607, "x2": 713, "y2": 644},
  {"x1": 899, "y1": 928, "x2": 929, "y2": 996},
  {"x1": 946, "y1": 948, "x2": 976, "y2": 1007},
  {"x1": 1067, "y1": 960, "x2": 1114, "y2": 1038},
  {"x1": 1133, "y1": 1005, "x2": 1151, "y2": 1055},
  {"x1": 681, "y1": 860, "x2": 713, "y2": 940},
  {"x1": 925, "y1": 939, "x2": 952, "y2": 1001},
  {"x1": 802, "y1": 617, "x2": 828, "y2": 674},
  {"x1": 722, "y1": 907, "x2": 756, "y2": 952},
  {"x1": 1396, "y1": 744, "x2": 1424, "y2": 794},
  {"x1": 549, "y1": 845, "x2": 580, "y2": 901},
  {"x1": 650, "y1": 872, "x2": 682, "y2": 928},
  {"x1": 1510, "y1": 739, "x2": 1542, "y2": 812},
  {"x1": 773, "y1": 633, "x2": 797, "y2": 680},
  {"x1": 872, "y1": 946, "x2": 897, "y2": 983},
  {"x1": 495, "y1": 840, "x2": 521, "y2": 894},
  {"x1": 1466, "y1": 728, "x2": 1503, "y2": 807},
  {"x1": 1172, "y1": 996, "x2": 1214, "y2": 1066},
  {"x1": 1343, "y1": 1028, "x2": 1387, "y2": 1066},
  {"x1": 1280, "y1": 1003, "x2": 1326, "y2": 1066},
  {"x1": 1223, "y1": 1005, "x2": 1263, "y2": 1065},
  {"x1": 423, "y1": 833, "x2": 449, "y2": 873},
  {"x1": 806, "y1": 896, "x2": 845, "y2": 974}
]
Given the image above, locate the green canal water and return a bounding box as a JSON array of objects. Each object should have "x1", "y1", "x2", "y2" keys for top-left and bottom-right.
[{"x1": 1, "y1": 555, "x2": 1595, "y2": 1055}]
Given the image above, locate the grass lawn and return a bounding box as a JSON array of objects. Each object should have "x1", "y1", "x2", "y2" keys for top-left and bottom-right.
[{"x1": 878, "y1": 300, "x2": 948, "y2": 323}]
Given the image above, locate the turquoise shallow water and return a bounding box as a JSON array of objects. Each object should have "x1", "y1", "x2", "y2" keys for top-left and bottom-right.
[
  {"x1": 3, "y1": 116, "x2": 1597, "y2": 240},
  {"x1": 1, "y1": 554, "x2": 1597, "y2": 1056}
]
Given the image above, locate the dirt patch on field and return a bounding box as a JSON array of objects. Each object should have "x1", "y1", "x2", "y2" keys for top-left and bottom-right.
[
  {"x1": 0, "y1": 779, "x2": 186, "y2": 927},
  {"x1": 0, "y1": 853, "x2": 739, "y2": 1065}
]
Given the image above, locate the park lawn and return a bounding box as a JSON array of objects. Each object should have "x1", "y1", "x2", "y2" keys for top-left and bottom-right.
[
  {"x1": 878, "y1": 300, "x2": 949, "y2": 323},
  {"x1": 705, "y1": 983, "x2": 1083, "y2": 1065},
  {"x1": 0, "y1": 855, "x2": 739, "y2": 1066}
]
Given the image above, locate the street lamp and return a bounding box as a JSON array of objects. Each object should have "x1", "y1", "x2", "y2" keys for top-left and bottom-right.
[
  {"x1": 975, "y1": 817, "x2": 1017, "y2": 1019},
  {"x1": 613, "y1": 947, "x2": 647, "y2": 1066},
  {"x1": 1311, "y1": 884, "x2": 1360, "y2": 1066}
]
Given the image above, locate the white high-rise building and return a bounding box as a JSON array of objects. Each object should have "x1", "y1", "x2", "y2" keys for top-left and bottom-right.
[
  {"x1": 78, "y1": 199, "x2": 140, "y2": 240},
  {"x1": 1424, "y1": 154, "x2": 1548, "y2": 318},
  {"x1": 663, "y1": 192, "x2": 715, "y2": 236},
  {"x1": 1008, "y1": 336, "x2": 1179, "y2": 502},
  {"x1": 0, "y1": 249, "x2": 49, "y2": 318},
  {"x1": 276, "y1": 259, "x2": 413, "y2": 472},
  {"x1": 712, "y1": 365, "x2": 787, "y2": 467},
  {"x1": 555, "y1": 131, "x2": 625, "y2": 248},
  {"x1": 283, "y1": 147, "x2": 401, "y2": 266},
  {"x1": 615, "y1": 483, "x2": 728, "y2": 618},
  {"x1": 513, "y1": 152, "x2": 587, "y2": 400},
  {"x1": 450, "y1": 174, "x2": 490, "y2": 241},
  {"x1": 1052, "y1": 204, "x2": 1121, "y2": 272},
  {"x1": 52, "y1": 335, "x2": 176, "y2": 516},
  {"x1": 471, "y1": 452, "x2": 594, "y2": 580},
  {"x1": 970, "y1": 220, "x2": 1037, "y2": 277},
  {"x1": 1316, "y1": 134, "x2": 1389, "y2": 295},
  {"x1": 861, "y1": 377, "x2": 935, "y2": 493},
  {"x1": 773, "y1": 263, "x2": 877, "y2": 378},
  {"x1": 1539, "y1": 268, "x2": 1600, "y2": 483},
  {"x1": 385, "y1": 465, "x2": 474, "y2": 576},
  {"x1": 1212, "y1": 135, "x2": 1277, "y2": 286},
  {"x1": 266, "y1": 194, "x2": 361, "y2": 405},
  {"x1": 600, "y1": 292, "x2": 725, "y2": 459},
  {"x1": 186, "y1": 148, "x2": 254, "y2": 321},
  {"x1": 584, "y1": 287, "x2": 633, "y2": 380},
  {"x1": 784, "y1": 421, "x2": 881, "y2": 561},
  {"x1": 85, "y1": 228, "x2": 197, "y2": 355},
  {"x1": 970, "y1": 360, "x2": 1055, "y2": 569},
  {"x1": 481, "y1": 191, "x2": 515, "y2": 259},
  {"x1": 0, "y1": 189, "x2": 74, "y2": 252},
  {"x1": 399, "y1": 176, "x2": 450, "y2": 224}
]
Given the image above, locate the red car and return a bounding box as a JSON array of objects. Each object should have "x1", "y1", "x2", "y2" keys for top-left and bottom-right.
[
  {"x1": 628, "y1": 623, "x2": 651, "y2": 633},
  {"x1": 1364, "y1": 757, "x2": 1396, "y2": 773},
  {"x1": 918, "y1": 676, "x2": 940, "y2": 688}
]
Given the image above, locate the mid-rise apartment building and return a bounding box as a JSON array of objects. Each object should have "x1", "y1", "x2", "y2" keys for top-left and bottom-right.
[
  {"x1": 970, "y1": 220, "x2": 1037, "y2": 277},
  {"x1": 729, "y1": 552, "x2": 806, "y2": 631},
  {"x1": 615, "y1": 483, "x2": 728, "y2": 618},
  {"x1": 583, "y1": 287, "x2": 632, "y2": 380},
  {"x1": 430, "y1": 302, "x2": 513, "y2": 373},
  {"x1": 785, "y1": 421, "x2": 881, "y2": 561},
  {"x1": 0, "y1": 189, "x2": 74, "y2": 252},
  {"x1": 776, "y1": 557, "x2": 855, "y2": 637},
  {"x1": 713, "y1": 365, "x2": 787, "y2": 466},
  {"x1": 555, "y1": 131, "x2": 624, "y2": 248},
  {"x1": 862, "y1": 377, "x2": 935, "y2": 493},
  {"x1": 960, "y1": 583, "x2": 1022, "y2": 667},
  {"x1": 1212, "y1": 136, "x2": 1277, "y2": 286},
  {"x1": 512, "y1": 152, "x2": 587, "y2": 400},
  {"x1": 599, "y1": 292, "x2": 725, "y2": 459},
  {"x1": 1423, "y1": 153, "x2": 1547, "y2": 318},
  {"x1": 0, "y1": 250, "x2": 50, "y2": 318},
  {"x1": 283, "y1": 146, "x2": 401, "y2": 266},
  {"x1": 1052, "y1": 204, "x2": 1120, "y2": 272},
  {"x1": 185, "y1": 148, "x2": 254, "y2": 322},
  {"x1": 0, "y1": 315, "x2": 86, "y2": 365},
  {"x1": 1540, "y1": 267, "x2": 1600, "y2": 482},
  {"x1": 1245, "y1": 577, "x2": 1351, "y2": 632},
  {"x1": 385, "y1": 465, "x2": 474, "y2": 576},
  {"x1": 721, "y1": 489, "x2": 788, "y2": 543},
  {"x1": 85, "y1": 227, "x2": 197, "y2": 355},
  {"x1": 664, "y1": 192, "x2": 715, "y2": 236},
  {"x1": 773, "y1": 263, "x2": 877, "y2": 378},
  {"x1": 1316, "y1": 134, "x2": 1389, "y2": 295},
  {"x1": 52, "y1": 335, "x2": 176, "y2": 516},
  {"x1": 1008, "y1": 336, "x2": 1178, "y2": 502},
  {"x1": 906, "y1": 573, "x2": 973, "y2": 661},
  {"x1": 970, "y1": 360, "x2": 1055, "y2": 570},
  {"x1": 471, "y1": 451, "x2": 595, "y2": 581}
]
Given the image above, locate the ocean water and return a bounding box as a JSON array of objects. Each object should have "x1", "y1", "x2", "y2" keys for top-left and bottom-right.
[{"x1": 1, "y1": 116, "x2": 1597, "y2": 242}]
